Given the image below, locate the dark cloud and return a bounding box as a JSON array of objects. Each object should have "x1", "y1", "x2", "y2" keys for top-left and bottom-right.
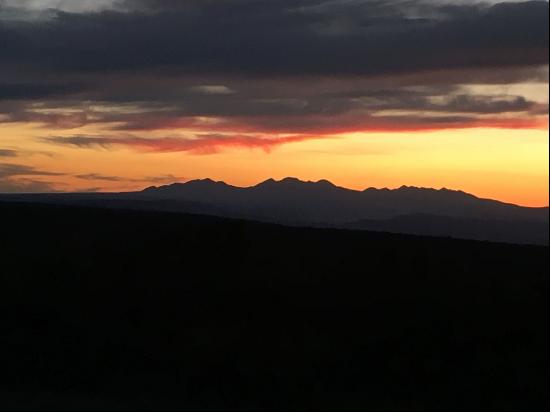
[
  {"x1": 2, "y1": 82, "x2": 543, "y2": 133},
  {"x1": 0, "y1": 178, "x2": 59, "y2": 193},
  {"x1": 146, "y1": 174, "x2": 186, "y2": 184},
  {"x1": 41, "y1": 103, "x2": 547, "y2": 155},
  {"x1": 0, "y1": 1, "x2": 547, "y2": 151},
  {"x1": 0, "y1": 163, "x2": 64, "y2": 178},
  {"x1": 1, "y1": 1, "x2": 547, "y2": 77},
  {"x1": 69, "y1": 94, "x2": 543, "y2": 134},
  {"x1": 0, "y1": 82, "x2": 86, "y2": 100},
  {"x1": 0, "y1": 102, "x2": 91, "y2": 128},
  {"x1": 441, "y1": 95, "x2": 536, "y2": 114},
  {"x1": 75, "y1": 173, "x2": 127, "y2": 182},
  {"x1": 75, "y1": 172, "x2": 185, "y2": 184},
  {"x1": 0, "y1": 162, "x2": 64, "y2": 192},
  {"x1": 0, "y1": 149, "x2": 17, "y2": 157}
]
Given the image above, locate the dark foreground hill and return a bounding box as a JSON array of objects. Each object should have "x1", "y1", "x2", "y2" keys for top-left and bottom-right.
[{"x1": 0, "y1": 202, "x2": 548, "y2": 410}]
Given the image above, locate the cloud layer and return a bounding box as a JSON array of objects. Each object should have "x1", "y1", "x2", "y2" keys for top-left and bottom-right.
[{"x1": 0, "y1": 0, "x2": 548, "y2": 156}]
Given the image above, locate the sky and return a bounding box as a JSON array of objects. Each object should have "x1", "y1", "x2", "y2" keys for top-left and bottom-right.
[{"x1": 0, "y1": 0, "x2": 548, "y2": 206}]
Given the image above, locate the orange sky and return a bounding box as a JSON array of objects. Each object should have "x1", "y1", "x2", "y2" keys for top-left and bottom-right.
[
  {"x1": 0, "y1": 0, "x2": 548, "y2": 208},
  {"x1": 1, "y1": 121, "x2": 548, "y2": 207}
]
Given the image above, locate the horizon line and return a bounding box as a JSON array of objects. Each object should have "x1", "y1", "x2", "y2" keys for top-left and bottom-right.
[{"x1": 2, "y1": 176, "x2": 548, "y2": 209}]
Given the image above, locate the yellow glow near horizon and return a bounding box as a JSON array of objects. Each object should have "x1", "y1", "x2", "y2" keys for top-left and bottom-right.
[{"x1": 0, "y1": 123, "x2": 548, "y2": 207}]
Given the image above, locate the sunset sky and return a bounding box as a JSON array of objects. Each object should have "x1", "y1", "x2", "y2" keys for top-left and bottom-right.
[{"x1": 0, "y1": 0, "x2": 548, "y2": 206}]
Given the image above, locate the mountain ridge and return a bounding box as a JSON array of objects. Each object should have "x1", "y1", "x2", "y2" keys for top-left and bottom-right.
[
  {"x1": 143, "y1": 177, "x2": 544, "y2": 208},
  {"x1": 1, "y1": 177, "x2": 547, "y2": 245},
  {"x1": 132, "y1": 176, "x2": 549, "y2": 244},
  {"x1": 141, "y1": 176, "x2": 547, "y2": 212}
]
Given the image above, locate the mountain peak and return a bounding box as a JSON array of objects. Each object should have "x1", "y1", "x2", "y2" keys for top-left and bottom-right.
[
  {"x1": 280, "y1": 177, "x2": 304, "y2": 184},
  {"x1": 257, "y1": 177, "x2": 311, "y2": 186},
  {"x1": 142, "y1": 182, "x2": 186, "y2": 192},
  {"x1": 254, "y1": 177, "x2": 340, "y2": 189},
  {"x1": 397, "y1": 185, "x2": 429, "y2": 191},
  {"x1": 316, "y1": 179, "x2": 336, "y2": 187},
  {"x1": 186, "y1": 178, "x2": 228, "y2": 186}
]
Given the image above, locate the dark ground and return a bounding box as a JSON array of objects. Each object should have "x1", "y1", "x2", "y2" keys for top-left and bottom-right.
[{"x1": 0, "y1": 202, "x2": 548, "y2": 410}]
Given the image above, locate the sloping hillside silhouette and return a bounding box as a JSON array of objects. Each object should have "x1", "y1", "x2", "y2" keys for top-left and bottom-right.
[
  {"x1": 0, "y1": 201, "x2": 547, "y2": 410},
  {"x1": 349, "y1": 213, "x2": 549, "y2": 245}
]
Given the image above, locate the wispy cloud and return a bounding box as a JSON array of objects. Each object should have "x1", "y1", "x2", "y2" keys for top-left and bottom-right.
[
  {"x1": 75, "y1": 172, "x2": 185, "y2": 184},
  {"x1": 0, "y1": 149, "x2": 18, "y2": 157},
  {"x1": 0, "y1": 162, "x2": 65, "y2": 193},
  {"x1": 43, "y1": 133, "x2": 313, "y2": 154},
  {"x1": 0, "y1": 163, "x2": 64, "y2": 178},
  {"x1": 75, "y1": 173, "x2": 128, "y2": 182}
]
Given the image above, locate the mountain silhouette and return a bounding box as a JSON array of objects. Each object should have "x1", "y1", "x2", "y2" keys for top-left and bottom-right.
[
  {"x1": 1, "y1": 177, "x2": 547, "y2": 244},
  {"x1": 138, "y1": 177, "x2": 548, "y2": 243}
]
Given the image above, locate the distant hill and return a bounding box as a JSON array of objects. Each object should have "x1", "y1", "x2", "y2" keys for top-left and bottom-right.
[
  {"x1": 348, "y1": 213, "x2": 549, "y2": 245},
  {"x1": 1, "y1": 177, "x2": 547, "y2": 244}
]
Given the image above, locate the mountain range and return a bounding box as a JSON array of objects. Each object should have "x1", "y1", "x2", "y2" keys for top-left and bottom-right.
[{"x1": 1, "y1": 177, "x2": 548, "y2": 245}]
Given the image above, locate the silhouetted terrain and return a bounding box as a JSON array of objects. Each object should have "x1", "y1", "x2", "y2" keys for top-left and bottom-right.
[
  {"x1": 141, "y1": 178, "x2": 548, "y2": 225},
  {"x1": 348, "y1": 213, "x2": 549, "y2": 245},
  {"x1": 0, "y1": 201, "x2": 547, "y2": 410},
  {"x1": 1, "y1": 177, "x2": 548, "y2": 245}
]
